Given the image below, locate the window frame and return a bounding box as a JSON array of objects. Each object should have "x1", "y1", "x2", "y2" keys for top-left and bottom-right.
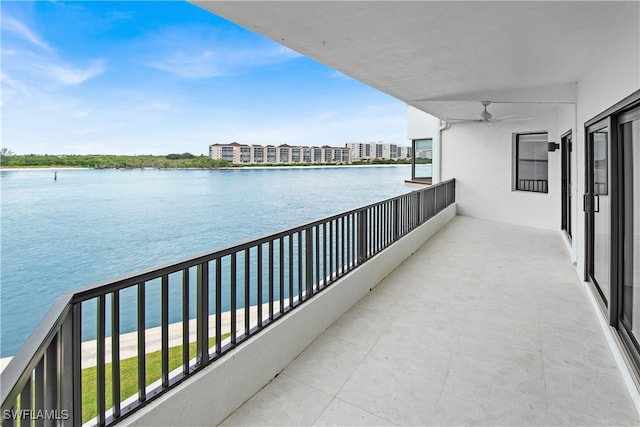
[{"x1": 513, "y1": 131, "x2": 549, "y2": 194}]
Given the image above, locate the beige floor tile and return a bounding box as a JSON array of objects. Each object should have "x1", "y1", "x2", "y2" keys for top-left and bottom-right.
[
  {"x1": 283, "y1": 332, "x2": 369, "y2": 396},
  {"x1": 220, "y1": 374, "x2": 332, "y2": 426},
  {"x1": 219, "y1": 216, "x2": 639, "y2": 426},
  {"x1": 312, "y1": 399, "x2": 397, "y2": 426}
]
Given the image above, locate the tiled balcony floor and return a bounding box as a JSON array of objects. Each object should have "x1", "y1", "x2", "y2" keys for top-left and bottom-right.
[{"x1": 220, "y1": 216, "x2": 639, "y2": 426}]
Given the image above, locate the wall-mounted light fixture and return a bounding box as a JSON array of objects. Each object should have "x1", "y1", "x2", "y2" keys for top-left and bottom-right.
[{"x1": 548, "y1": 142, "x2": 560, "y2": 152}]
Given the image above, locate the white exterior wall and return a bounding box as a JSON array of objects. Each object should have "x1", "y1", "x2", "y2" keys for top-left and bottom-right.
[
  {"x1": 345, "y1": 142, "x2": 408, "y2": 161},
  {"x1": 209, "y1": 145, "x2": 221, "y2": 160},
  {"x1": 439, "y1": 107, "x2": 571, "y2": 231},
  {"x1": 345, "y1": 142, "x2": 364, "y2": 160},
  {"x1": 380, "y1": 143, "x2": 391, "y2": 159},
  {"x1": 407, "y1": 107, "x2": 440, "y2": 182}
]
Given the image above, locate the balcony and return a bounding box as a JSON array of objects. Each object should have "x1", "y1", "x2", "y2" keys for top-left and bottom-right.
[
  {"x1": 2, "y1": 178, "x2": 638, "y2": 426},
  {"x1": 1, "y1": 182, "x2": 455, "y2": 426},
  {"x1": 218, "y1": 216, "x2": 639, "y2": 426}
]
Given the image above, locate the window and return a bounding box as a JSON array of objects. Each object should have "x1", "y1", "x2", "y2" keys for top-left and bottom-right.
[
  {"x1": 266, "y1": 147, "x2": 276, "y2": 163},
  {"x1": 279, "y1": 148, "x2": 289, "y2": 163},
  {"x1": 253, "y1": 147, "x2": 264, "y2": 163},
  {"x1": 240, "y1": 147, "x2": 250, "y2": 163},
  {"x1": 411, "y1": 138, "x2": 432, "y2": 181},
  {"x1": 221, "y1": 146, "x2": 235, "y2": 162},
  {"x1": 514, "y1": 132, "x2": 548, "y2": 193}
]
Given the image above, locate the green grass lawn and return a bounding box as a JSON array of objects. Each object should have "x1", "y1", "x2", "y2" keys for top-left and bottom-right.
[{"x1": 82, "y1": 335, "x2": 229, "y2": 422}]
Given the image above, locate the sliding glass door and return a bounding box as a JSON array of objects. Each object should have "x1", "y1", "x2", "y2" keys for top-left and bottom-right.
[
  {"x1": 561, "y1": 131, "x2": 572, "y2": 239},
  {"x1": 585, "y1": 93, "x2": 640, "y2": 371},
  {"x1": 619, "y1": 107, "x2": 640, "y2": 367},
  {"x1": 587, "y1": 120, "x2": 611, "y2": 306}
]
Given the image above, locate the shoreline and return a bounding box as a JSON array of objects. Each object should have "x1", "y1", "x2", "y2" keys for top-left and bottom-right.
[
  {"x1": 0, "y1": 166, "x2": 91, "y2": 171},
  {"x1": 0, "y1": 163, "x2": 413, "y2": 172}
]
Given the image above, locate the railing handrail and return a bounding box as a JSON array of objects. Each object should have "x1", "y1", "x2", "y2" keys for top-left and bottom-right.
[
  {"x1": 1, "y1": 178, "x2": 455, "y2": 425},
  {"x1": 65, "y1": 178, "x2": 454, "y2": 303}
]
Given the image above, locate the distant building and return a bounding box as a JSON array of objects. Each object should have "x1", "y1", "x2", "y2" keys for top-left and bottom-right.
[
  {"x1": 209, "y1": 142, "x2": 352, "y2": 165},
  {"x1": 345, "y1": 141, "x2": 411, "y2": 161}
]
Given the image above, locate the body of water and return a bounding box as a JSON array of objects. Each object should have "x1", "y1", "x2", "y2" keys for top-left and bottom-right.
[{"x1": 0, "y1": 166, "x2": 413, "y2": 357}]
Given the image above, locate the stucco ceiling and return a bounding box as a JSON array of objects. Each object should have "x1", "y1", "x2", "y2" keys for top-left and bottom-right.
[{"x1": 193, "y1": 1, "x2": 635, "y2": 121}]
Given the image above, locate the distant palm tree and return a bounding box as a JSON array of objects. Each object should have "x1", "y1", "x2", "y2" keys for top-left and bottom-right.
[{"x1": 1, "y1": 147, "x2": 14, "y2": 157}]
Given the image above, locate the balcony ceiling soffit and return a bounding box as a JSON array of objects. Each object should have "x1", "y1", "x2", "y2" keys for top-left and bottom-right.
[{"x1": 193, "y1": 1, "x2": 633, "y2": 119}]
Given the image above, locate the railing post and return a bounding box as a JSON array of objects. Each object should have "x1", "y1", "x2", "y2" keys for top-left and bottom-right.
[
  {"x1": 59, "y1": 312, "x2": 71, "y2": 427},
  {"x1": 182, "y1": 269, "x2": 190, "y2": 375},
  {"x1": 215, "y1": 259, "x2": 222, "y2": 354},
  {"x1": 73, "y1": 304, "x2": 82, "y2": 426},
  {"x1": 161, "y1": 275, "x2": 169, "y2": 387},
  {"x1": 416, "y1": 191, "x2": 422, "y2": 225},
  {"x1": 137, "y1": 284, "x2": 146, "y2": 403},
  {"x1": 305, "y1": 228, "x2": 313, "y2": 297},
  {"x1": 357, "y1": 210, "x2": 367, "y2": 263},
  {"x1": 111, "y1": 290, "x2": 121, "y2": 419},
  {"x1": 97, "y1": 296, "x2": 106, "y2": 426},
  {"x1": 196, "y1": 263, "x2": 209, "y2": 368},
  {"x1": 44, "y1": 335, "x2": 58, "y2": 427},
  {"x1": 393, "y1": 199, "x2": 400, "y2": 241},
  {"x1": 268, "y1": 242, "x2": 274, "y2": 320},
  {"x1": 257, "y1": 245, "x2": 263, "y2": 326},
  {"x1": 231, "y1": 253, "x2": 237, "y2": 344}
]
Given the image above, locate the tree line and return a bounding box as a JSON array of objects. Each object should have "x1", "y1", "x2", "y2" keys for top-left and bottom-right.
[
  {"x1": 0, "y1": 151, "x2": 230, "y2": 169},
  {"x1": 0, "y1": 148, "x2": 419, "y2": 169}
]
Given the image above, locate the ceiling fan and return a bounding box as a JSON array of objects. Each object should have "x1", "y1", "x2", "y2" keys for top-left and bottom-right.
[{"x1": 445, "y1": 101, "x2": 535, "y2": 124}]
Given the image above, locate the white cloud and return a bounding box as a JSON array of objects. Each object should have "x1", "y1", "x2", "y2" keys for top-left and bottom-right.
[
  {"x1": 145, "y1": 26, "x2": 302, "y2": 79},
  {"x1": 1, "y1": 16, "x2": 51, "y2": 51},
  {"x1": 2, "y1": 51, "x2": 104, "y2": 103},
  {"x1": 1, "y1": 72, "x2": 30, "y2": 99},
  {"x1": 2, "y1": 15, "x2": 104, "y2": 92},
  {"x1": 149, "y1": 50, "x2": 223, "y2": 79},
  {"x1": 42, "y1": 60, "x2": 104, "y2": 85}
]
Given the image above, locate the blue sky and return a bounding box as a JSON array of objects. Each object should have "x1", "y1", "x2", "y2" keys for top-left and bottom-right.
[{"x1": 1, "y1": 1, "x2": 408, "y2": 155}]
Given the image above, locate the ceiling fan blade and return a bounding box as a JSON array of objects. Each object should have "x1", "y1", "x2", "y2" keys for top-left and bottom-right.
[
  {"x1": 500, "y1": 116, "x2": 537, "y2": 122},
  {"x1": 445, "y1": 117, "x2": 481, "y2": 123}
]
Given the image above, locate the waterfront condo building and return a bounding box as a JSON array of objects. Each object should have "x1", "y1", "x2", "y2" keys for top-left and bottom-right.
[
  {"x1": 345, "y1": 141, "x2": 411, "y2": 161},
  {"x1": 209, "y1": 142, "x2": 351, "y2": 165}
]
